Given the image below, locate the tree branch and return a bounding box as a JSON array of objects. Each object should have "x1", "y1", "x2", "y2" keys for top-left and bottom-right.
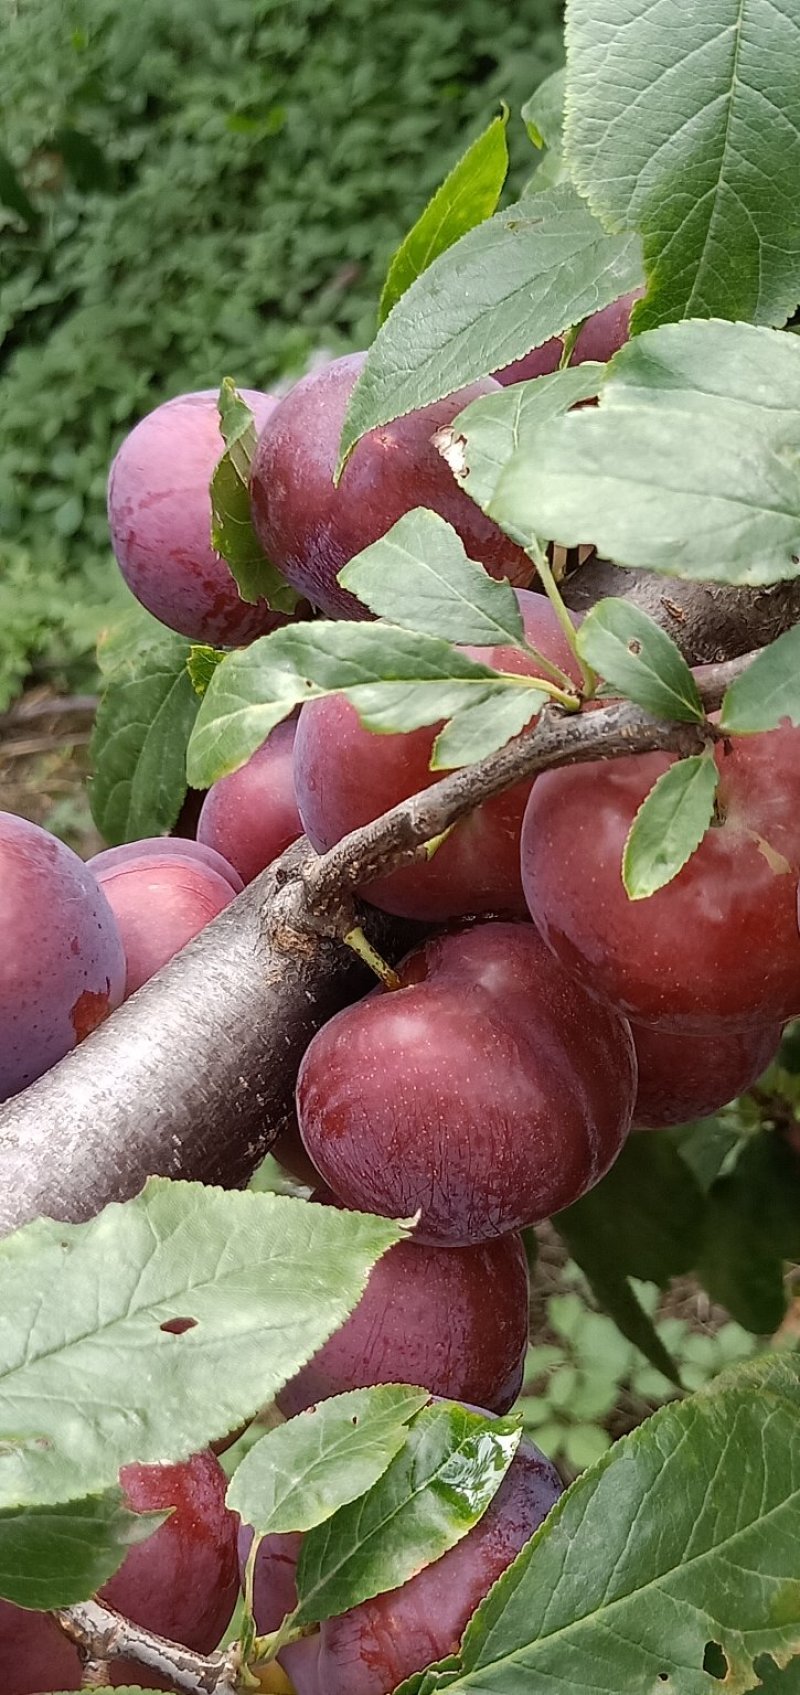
[
  {"x1": 55, "y1": 1599, "x2": 240, "y2": 1694},
  {"x1": 0, "y1": 650, "x2": 750, "y2": 1238},
  {"x1": 562, "y1": 557, "x2": 800, "y2": 663}
]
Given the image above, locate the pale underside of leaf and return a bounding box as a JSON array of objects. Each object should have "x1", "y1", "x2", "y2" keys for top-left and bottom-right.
[
  {"x1": 0, "y1": 1180, "x2": 403, "y2": 1510},
  {"x1": 489, "y1": 321, "x2": 800, "y2": 588},
  {"x1": 438, "y1": 365, "x2": 603, "y2": 527},
  {"x1": 226, "y1": 1385, "x2": 429, "y2": 1536},
  {"x1": 338, "y1": 509, "x2": 526, "y2": 647},
  {"x1": 720, "y1": 623, "x2": 800, "y2": 732}
]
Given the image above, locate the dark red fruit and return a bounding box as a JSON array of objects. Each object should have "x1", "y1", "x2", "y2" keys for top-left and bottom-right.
[
  {"x1": 0, "y1": 1452, "x2": 238, "y2": 1694},
  {"x1": 297, "y1": 921, "x2": 635, "y2": 1244},
  {"x1": 101, "y1": 1452, "x2": 239, "y2": 1685},
  {"x1": 293, "y1": 590, "x2": 580, "y2": 921},
  {"x1": 93, "y1": 850, "x2": 237, "y2": 997},
  {"x1": 278, "y1": 1220, "x2": 529, "y2": 1416},
  {"x1": 633, "y1": 1019, "x2": 782, "y2": 1129},
  {"x1": 243, "y1": 1433, "x2": 562, "y2": 1695},
  {"x1": 0, "y1": 1605, "x2": 80, "y2": 1695},
  {"x1": 107, "y1": 387, "x2": 295, "y2": 645},
  {"x1": 89, "y1": 836, "x2": 244, "y2": 894},
  {"x1": 493, "y1": 288, "x2": 643, "y2": 385},
  {"x1": 249, "y1": 352, "x2": 532, "y2": 618},
  {"x1": 521, "y1": 723, "x2": 800, "y2": 1031},
  {"x1": 197, "y1": 718, "x2": 302, "y2": 884},
  {"x1": 0, "y1": 812, "x2": 125, "y2": 1102}
]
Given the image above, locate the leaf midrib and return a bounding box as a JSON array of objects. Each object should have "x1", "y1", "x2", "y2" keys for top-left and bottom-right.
[
  {"x1": 463, "y1": 1392, "x2": 799, "y2": 1688},
  {"x1": 296, "y1": 1425, "x2": 509, "y2": 1621}
]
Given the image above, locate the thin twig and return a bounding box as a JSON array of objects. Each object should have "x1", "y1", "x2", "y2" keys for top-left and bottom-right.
[
  {"x1": 55, "y1": 1599, "x2": 241, "y2": 1694},
  {"x1": 298, "y1": 651, "x2": 750, "y2": 926}
]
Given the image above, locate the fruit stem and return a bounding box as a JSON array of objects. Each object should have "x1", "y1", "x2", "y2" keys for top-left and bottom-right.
[
  {"x1": 345, "y1": 926, "x2": 402, "y2": 990},
  {"x1": 239, "y1": 1530, "x2": 263, "y2": 1667},
  {"x1": 254, "y1": 1617, "x2": 316, "y2": 1667},
  {"x1": 527, "y1": 537, "x2": 596, "y2": 697}
]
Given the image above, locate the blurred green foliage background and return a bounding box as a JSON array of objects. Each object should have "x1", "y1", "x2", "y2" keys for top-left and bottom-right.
[{"x1": 0, "y1": 0, "x2": 562, "y2": 706}]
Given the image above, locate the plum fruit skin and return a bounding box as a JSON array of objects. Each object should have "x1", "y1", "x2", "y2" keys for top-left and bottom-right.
[
  {"x1": 0, "y1": 1451, "x2": 239, "y2": 1694},
  {"x1": 293, "y1": 590, "x2": 580, "y2": 922},
  {"x1": 632, "y1": 1019, "x2": 782, "y2": 1128},
  {"x1": 197, "y1": 718, "x2": 302, "y2": 884},
  {"x1": 249, "y1": 351, "x2": 532, "y2": 618},
  {"x1": 242, "y1": 1434, "x2": 563, "y2": 1695},
  {"x1": 277, "y1": 1225, "x2": 530, "y2": 1417},
  {"x1": 493, "y1": 288, "x2": 643, "y2": 385},
  {"x1": 89, "y1": 835, "x2": 244, "y2": 894},
  {"x1": 297, "y1": 921, "x2": 636, "y2": 1245},
  {"x1": 93, "y1": 851, "x2": 237, "y2": 996},
  {"x1": 107, "y1": 387, "x2": 293, "y2": 646},
  {"x1": 522, "y1": 723, "x2": 800, "y2": 1032},
  {"x1": 0, "y1": 812, "x2": 126, "y2": 1102}
]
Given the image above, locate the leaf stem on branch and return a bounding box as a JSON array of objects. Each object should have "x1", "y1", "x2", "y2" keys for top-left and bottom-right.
[
  {"x1": 0, "y1": 645, "x2": 756, "y2": 1237},
  {"x1": 527, "y1": 538, "x2": 597, "y2": 695}
]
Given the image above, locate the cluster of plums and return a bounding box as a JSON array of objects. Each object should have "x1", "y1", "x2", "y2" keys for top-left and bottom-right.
[
  {"x1": 1, "y1": 1415, "x2": 562, "y2": 1695},
  {"x1": 2, "y1": 286, "x2": 796, "y2": 1689}
]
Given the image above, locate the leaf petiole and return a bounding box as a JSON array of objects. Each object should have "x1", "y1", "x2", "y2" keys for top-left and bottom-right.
[
  {"x1": 526, "y1": 537, "x2": 596, "y2": 696},
  {"x1": 558, "y1": 320, "x2": 582, "y2": 369}
]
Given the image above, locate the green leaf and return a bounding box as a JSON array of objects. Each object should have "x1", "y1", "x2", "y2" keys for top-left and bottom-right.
[
  {"x1": 565, "y1": 0, "x2": 800, "y2": 331},
  {"x1": 490, "y1": 319, "x2": 800, "y2": 587},
  {"x1": 622, "y1": 754, "x2": 719, "y2": 900},
  {"x1": 411, "y1": 1354, "x2": 800, "y2": 1694},
  {"x1": 339, "y1": 509, "x2": 527, "y2": 647},
  {"x1": 379, "y1": 112, "x2": 509, "y2": 324},
  {"x1": 54, "y1": 126, "x2": 112, "y2": 194},
  {"x1": 187, "y1": 644, "x2": 225, "y2": 698},
  {"x1": 0, "y1": 1179, "x2": 404, "y2": 1510},
  {"x1": 210, "y1": 380, "x2": 300, "y2": 614},
  {"x1": 187, "y1": 621, "x2": 504, "y2": 786},
  {"x1": 431, "y1": 691, "x2": 546, "y2": 769},
  {"x1": 576, "y1": 601, "x2": 704, "y2": 722},
  {"x1": 668, "y1": 1117, "x2": 744, "y2": 1193},
  {"x1": 0, "y1": 147, "x2": 39, "y2": 229},
  {"x1": 554, "y1": 1243, "x2": 682, "y2": 1387},
  {"x1": 521, "y1": 67, "x2": 565, "y2": 152},
  {"x1": 562, "y1": 1424, "x2": 611, "y2": 1471},
  {"x1": 293, "y1": 1403, "x2": 520, "y2": 1626},
  {"x1": 90, "y1": 622, "x2": 199, "y2": 844},
  {"x1": 226, "y1": 1385, "x2": 428, "y2": 1537},
  {"x1": 697, "y1": 1132, "x2": 800, "y2": 1332},
  {"x1": 721, "y1": 626, "x2": 800, "y2": 733},
  {"x1": 558, "y1": 1133, "x2": 706, "y2": 1292},
  {"x1": 521, "y1": 69, "x2": 569, "y2": 193},
  {"x1": 337, "y1": 182, "x2": 643, "y2": 468},
  {"x1": 437, "y1": 365, "x2": 603, "y2": 535},
  {"x1": 0, "y1": 1490, "x2": 162, "y2": 1609}
]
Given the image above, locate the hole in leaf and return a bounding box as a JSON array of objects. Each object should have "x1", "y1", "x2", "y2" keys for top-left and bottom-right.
[
  {"x1": 703, "y1": 1643, "x2": 728, "y2": 1680},
  {"x1": 160, "y1": 1316, "x2": 197, "y2": 1335},
  {"x1": 657, "y1": 1676, "x2": 669, "y2": 1685}
]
